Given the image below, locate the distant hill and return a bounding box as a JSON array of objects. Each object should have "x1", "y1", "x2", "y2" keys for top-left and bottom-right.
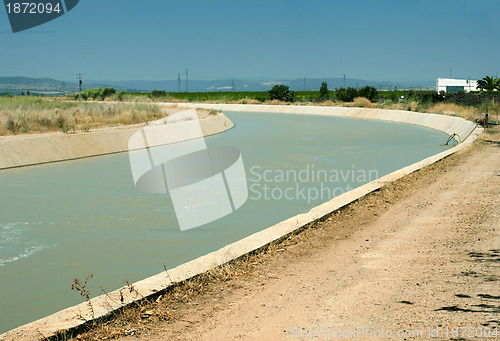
[
  {"x1": 0, "y1": 76, "x2": 435, "y2": 95},
  {"x1": 0, "y1": 77, "x2": 68, "y2": 95},
  {"x1": 0, "y1": 77, "x2": 134, "y2": 95}
]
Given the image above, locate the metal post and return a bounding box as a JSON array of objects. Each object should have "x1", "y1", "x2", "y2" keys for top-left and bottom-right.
[{"x1": 76, "y1": 74, "x2": 82, "y2": 93}]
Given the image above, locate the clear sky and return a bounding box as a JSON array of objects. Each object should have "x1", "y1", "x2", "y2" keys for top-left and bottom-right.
[{"x1": 0, "y1": 0, "x2": 498, "y2": 82}]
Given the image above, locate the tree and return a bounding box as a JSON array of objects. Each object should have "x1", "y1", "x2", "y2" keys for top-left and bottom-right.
[
  {"x1": 319, "y1": 82, "x2": 329, "y2": 101},
  {"x1": 268, "y1": 85, "x2": 295, "y2": 102},
  {"x1": 477, "y1": 76, "x2": 500, "y2": 92}
]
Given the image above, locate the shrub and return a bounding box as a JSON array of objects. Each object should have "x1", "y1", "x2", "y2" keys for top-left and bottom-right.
[
  {"x1": 150, "y1": 90, "x2": 168, "y2": 98},
  {"x1": 405, "y1": 90, "x2": 439, "y2": 104},
  {"x1": 80, "y1": 92, "x2": 88, "y2": 100},
  {"x1": 79, "y1": 89, "x2": 97, "y2": 100},
  {"x1": 117, "y1": 90, "x2": 126, "y2": 101},
  {"x1": 268, "y1": 85, "x2": 295, "y2": 102},
  {"x1": 77, "y1": 88, "x2": 115, "y2": 101}
]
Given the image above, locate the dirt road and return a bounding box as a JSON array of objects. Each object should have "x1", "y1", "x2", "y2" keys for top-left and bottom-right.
[{"x1": 102, "y1": 129, "x2": 499, "y2": 341}]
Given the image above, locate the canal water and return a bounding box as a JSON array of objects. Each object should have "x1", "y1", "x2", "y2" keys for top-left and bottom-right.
[{"x1": 0, "y1": 111, "x2": 449, "y2": 333}]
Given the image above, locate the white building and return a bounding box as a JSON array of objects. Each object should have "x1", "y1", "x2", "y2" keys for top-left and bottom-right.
[{"x1": 436, "y1": 78, "x2": 478, "y2": 93}]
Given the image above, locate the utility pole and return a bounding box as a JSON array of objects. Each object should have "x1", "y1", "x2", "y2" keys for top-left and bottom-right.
[
  {"x1": 185, "y1": 69, "x2": 188, "y2": 92},
  {"x1": 449, "y1": 67, "x2": 452, "y2": 78},
  {"x1": 231, "y1": 80, "x2": 235, "y2": 92},
  {"x1": 178, "y1": 73, "x2": 181, "y2": 93},
  {"x1": 343, "y1": 74, "x2": 346, "y2": 88},
  {"x1": 304, "y1": 77, "x2": 306, "y2": 91},
  {"x1": 76, "y1": 74, "x2": 83, "y2": 93}
]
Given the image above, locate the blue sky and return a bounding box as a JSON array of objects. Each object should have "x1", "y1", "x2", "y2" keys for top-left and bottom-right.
[{"x1": 0, "y1": 0, "x2": 498, "y2": 82}]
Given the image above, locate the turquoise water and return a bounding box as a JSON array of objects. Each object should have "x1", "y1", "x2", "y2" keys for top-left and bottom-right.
[{"x1": 0, "y1": 111, "x2": 449, "y2": 333}]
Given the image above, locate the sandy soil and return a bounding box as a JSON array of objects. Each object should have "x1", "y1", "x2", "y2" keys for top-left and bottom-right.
[{"x1": 84, "y1": 128, "x2": 499, "y2": 341}]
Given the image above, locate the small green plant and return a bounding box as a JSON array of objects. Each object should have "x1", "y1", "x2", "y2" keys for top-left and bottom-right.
[
  {"x1": 56, "y1": 114, "x2": 66, "y2": 129},
  {"x1": 61, "y1": 125, "x2": 74, "y2": 133},
  {"x1": 124, "y1": 280, "x2": 143, "y2": 299},
  {"x1": 268, "y1": 85, "x2": 295, "y2": 102},
  {"x1": 70, "y1": 274, "x2": 95, "y2": 319},
  {"x1": 208, "y1": 109, "x2": 218, "y2": 116}
]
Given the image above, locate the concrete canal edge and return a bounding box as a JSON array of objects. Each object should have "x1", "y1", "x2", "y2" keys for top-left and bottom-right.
[{"x1": 0, "y1": 105, "x2": 482, "y2": 340}]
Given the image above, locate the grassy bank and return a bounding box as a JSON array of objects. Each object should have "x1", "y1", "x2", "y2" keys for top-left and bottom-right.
[
  {"x1": 2, "y1": 89, "x2": 498, "y2": 136},
  {"x1": 0, "y1": 96, "x2": 162, "y2": 135}
]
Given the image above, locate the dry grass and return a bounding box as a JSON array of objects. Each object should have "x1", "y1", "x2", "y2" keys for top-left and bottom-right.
[
  {"x1": 426, "y1": 103, "x2": 482, "y2": 121},
  {"x1": 266, "y1": 99, "x2": 287, "y2": 105},
  {"x1": 353, "y1": 97, "x2": 373, "y2": 108},
  {"x1": 231, "y1": 98, "x2": 262, "y2": 105},
  {"x1": 320, "y1": 100, "x2": 337, "y2": 106},
  {"x1": 0, "y1": 97, "x2": 162, "y2": 136}
]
